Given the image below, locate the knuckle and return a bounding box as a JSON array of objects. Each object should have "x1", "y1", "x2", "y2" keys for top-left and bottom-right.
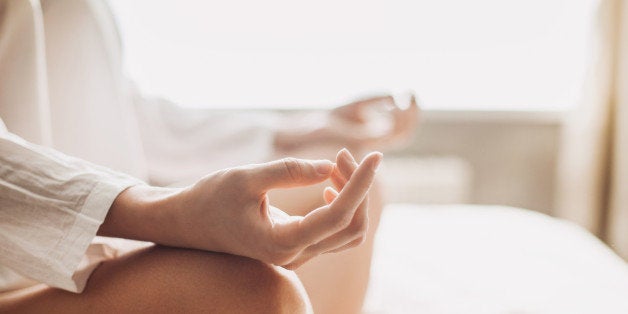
[
  {"x1": 282, "y1": 158, "x2": 303, "y2": 183},
  {"x1": 223, "y1": 167, "x2": 247, "y2": 183},
  {"x1": 344, "y1": 235, "x2": 366, "y2": 249},
  {"x1": 346, "y1": 217, "x2": 368, "y2": 237},
  {"x1": 283, "y1": 263, "x2": 298, "y2": 271},
  {"x1": 266, "y1": 242, "x2": 299, "y2": 266},
  {"x1": 208, "y1": 168, "x2": 248, "y2": 194},
  {"x1": 354, "y1": 235, "x2": 367, "y2": 246},
  {"x1": 225, "y1": 168, "x2": 256, "y2": 193},
  {"x1": 352, "y1": 217, "x2": 369, "y2": 236},
  {"x1": 284, "y1": 264, "x2": 300, "y2": 271},
  {"x1": 269, "y1": 251, "x2": 294, "y2": 266},
  {"x1": 283, "y1": 258, "x2": 307, "y2": 270},
  {"x1": 334, "y1": 212, "x2": 353, "y2": 230}
]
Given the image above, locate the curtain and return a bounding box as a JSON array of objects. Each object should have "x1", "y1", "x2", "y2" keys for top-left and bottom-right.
[
  {"x1": 607, "y1": 0, "x2": 628, "y2": 259},
  {"x1": 0, "y1": 0, "x2": 52, "y2": 146},
  {"x1": 556, "y1": 0, "x2": 628, "y2": 258}
]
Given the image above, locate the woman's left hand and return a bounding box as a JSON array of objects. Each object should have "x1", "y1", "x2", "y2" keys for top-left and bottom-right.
[{"x1": 274, "y1": 94, "x2": 420, "y2": 154}]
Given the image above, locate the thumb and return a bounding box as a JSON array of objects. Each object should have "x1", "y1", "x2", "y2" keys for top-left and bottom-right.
[{"x1": 249, "y1": 157, "x2": 334, "y2": 191}]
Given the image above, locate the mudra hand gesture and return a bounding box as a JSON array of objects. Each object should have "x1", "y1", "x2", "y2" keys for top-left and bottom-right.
[
  {"x1": 104, "y1": 149, "x2": 381, "y2": 269},
  {"x1": 275, "y1": 93, "x2": 420, "y2": 154}
]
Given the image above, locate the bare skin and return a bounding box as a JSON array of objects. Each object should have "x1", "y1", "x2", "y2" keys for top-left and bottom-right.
[
  {"x1": 274, "y1": 94, "x2": 420, "y2": 155},
  {"x1": 303, "y1": 149, "x2": 385, "y2": 314},
  {"x1": 271, "y1": 94, "x2": 420, "y2": 313},
  {"x1": 270, "y1": 148, "x2": 386, "y2": 314},
  {"x1": 97, "y1": 151, "x2": 382, "y2": 268},
  {"x1": 0, "y1": 94, "x2": 417, "y2": 313},
  {"x1": 0, "y1": 150, "x2": 381, "y2": 313},
  {"x1": 0, "y1": 246, "x2": 310, "y2": 314}
]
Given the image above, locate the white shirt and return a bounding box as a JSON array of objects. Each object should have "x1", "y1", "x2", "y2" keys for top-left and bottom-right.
[
  {"x1": 0, "y1": 0, "x2": 274, "y2": 293},
  {"x1": 0, "y1": 128, "x2": 142, "y2": 293}
]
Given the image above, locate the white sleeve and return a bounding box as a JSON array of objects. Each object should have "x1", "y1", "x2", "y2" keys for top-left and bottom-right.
[
  {"x1": 0, "y1": 131, "x2": 144, "y2": 293},
  {"x1": 131, "y1": 89, "x2": 278, "y2": 186}
]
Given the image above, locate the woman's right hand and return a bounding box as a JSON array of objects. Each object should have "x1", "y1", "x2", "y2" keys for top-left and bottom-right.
[{"x1": 101, "y1": 149, "x2": 381, "y2": 269}]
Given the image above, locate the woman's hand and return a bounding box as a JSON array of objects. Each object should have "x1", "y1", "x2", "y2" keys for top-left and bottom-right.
[
  {"x1": 274, "y1": 94, "x2": 420, "y2": 154},
  {"x1": 100, "y1": 149, "x2": 381, "y2": 269},
  {"x1": 329, "y1": 94, "x2": 420, "y2": 148}
]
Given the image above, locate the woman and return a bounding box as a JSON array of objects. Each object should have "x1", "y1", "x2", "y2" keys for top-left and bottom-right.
[{"x1": 0, "y1": 0, "x2": 419, "y2": 312}]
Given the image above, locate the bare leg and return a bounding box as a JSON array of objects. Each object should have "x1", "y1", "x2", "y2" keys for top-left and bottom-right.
[
  {"x1": 0, "y1": 245, "x2": 311, "y2": 314},
  {"x1": 270, "y1": 146, "x2": 386, "y2": 314},
  {"x1": 302, "y1": 180, "x2": 384, "y2": 314}
]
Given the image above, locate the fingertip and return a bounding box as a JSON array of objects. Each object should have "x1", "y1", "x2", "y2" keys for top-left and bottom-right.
[
  {"x1": 323, "y1": 186, "x2": 339, "y2": 204},
  {"x1": 337, "y1": 148, "x2": 350, "y2": 159},
  {"x1": 361, "y1": 151, "x2": 383, "y2": 163},
  {"x1": 347, "y1": 151, "x2": 358, "y2": 164},
  {"x1": 372, "y1": 153, "x2": 383, "y2": 172},
  {"x1": 340, "y1": 148, "x2": 357, "y2": 163},
  {"x1": 313, "y1": 160, "x2": 334, "y2": 176},
  {"x1": 362, "y1": 151, "x2": 383, "y2": 171}
]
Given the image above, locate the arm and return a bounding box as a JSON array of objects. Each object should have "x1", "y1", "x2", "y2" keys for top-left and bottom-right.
[
  {"x1": 0, "y1": 132, "x2": 142, "y2": 293},
  {"x1": 0, "y1": 125, "x2": 378, "y2": 293},
  {"x1": 99, "y1": 150, "x2": 382, "y2": 268},
  {"x1": 274, "y1": 94, "x2": 421, "y2": 155},
  {"x1": 131, "y1": 88, "x2": 417, "y2": 185}
]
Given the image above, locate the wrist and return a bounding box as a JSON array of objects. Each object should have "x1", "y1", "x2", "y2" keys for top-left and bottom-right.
[{"x1": 100, "y1": 184, "x2": 182, "y2": 243}]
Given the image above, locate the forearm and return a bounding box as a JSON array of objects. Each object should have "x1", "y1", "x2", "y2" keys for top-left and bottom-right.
[{"x1": 98, "y1": 185, "x2": 183, "y2": 244}]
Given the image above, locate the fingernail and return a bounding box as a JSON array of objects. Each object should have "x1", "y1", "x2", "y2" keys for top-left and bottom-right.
[
  {"x1": 324, "y1": 186, "x2": 339, "y2": 196},
  {"x1": 371, "y1": 153, "x2": 383, "y2": 172},
  {"x1": 342, "y1": 150, "x2": 355, "y2": 163},
  {"x1": 314, "y1": 160, "x2": 333, "y2": 175}
]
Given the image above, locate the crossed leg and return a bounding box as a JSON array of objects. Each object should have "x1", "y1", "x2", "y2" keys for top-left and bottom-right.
[{"x1": 0, "y1": 245, "x2": 311, "y2": 314}]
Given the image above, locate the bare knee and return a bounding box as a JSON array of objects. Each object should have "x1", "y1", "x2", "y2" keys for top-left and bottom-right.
[
  {"x1": 251, "y1": 262, "x2": 312, "y2": 314},
  {"x1": 125, "y1": 247, "x2": 311, "y2": 313},
  {"x1": 203, "y1": 251, "x2": 312, "y2": 314},
  {"x1": 0, "y1": 247, "x2": 311, "y2": 314}
]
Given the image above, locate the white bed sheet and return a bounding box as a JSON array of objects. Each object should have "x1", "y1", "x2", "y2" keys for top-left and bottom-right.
[{"x1": 363, "y1": 204, "x2": 628, "y2": 314}]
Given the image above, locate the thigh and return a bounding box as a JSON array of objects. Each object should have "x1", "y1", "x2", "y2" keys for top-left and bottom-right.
[{"x1": 0, "y1": 245, "x2": 310, "y2": 314}]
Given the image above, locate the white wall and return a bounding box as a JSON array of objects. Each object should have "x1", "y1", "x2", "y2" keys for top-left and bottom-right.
[{"x1": 391, "y1": 110, "x2": 562, "y2": 213}]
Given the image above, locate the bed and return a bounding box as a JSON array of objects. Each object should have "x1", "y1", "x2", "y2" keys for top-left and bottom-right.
[{"x1": 363, "y1": 204, "x2": 628, "y2": 314}]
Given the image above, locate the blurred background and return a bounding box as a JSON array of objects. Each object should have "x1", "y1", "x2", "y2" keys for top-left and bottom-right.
[{"x1": 109, "y1": 0, "x2": 628, "y2": 259}]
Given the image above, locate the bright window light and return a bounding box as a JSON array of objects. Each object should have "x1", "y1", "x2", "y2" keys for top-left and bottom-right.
[{"x1": 109, "y1": 0, "x2": 598, "y2": 110}]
